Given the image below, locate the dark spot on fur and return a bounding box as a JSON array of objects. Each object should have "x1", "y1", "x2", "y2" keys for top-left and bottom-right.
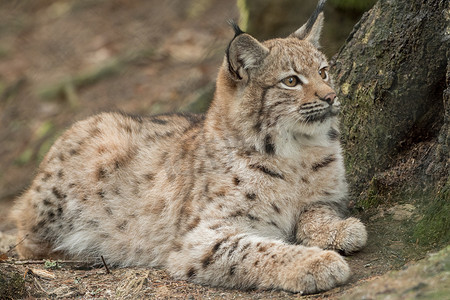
[
  {"x1": 254, "y1": 260, "x2": 259, "y2": 267},
  {"x1": 245, "y1": 193, "x2": 256, "y2": 200},
  {"x1": 229, "y1": 265, "x2": 237, "y2": 276},
  {"x1": 122, "y1": 112, "x2": 143, "y2": 123},
  {"x1": 57, "y1": 206, "x2": 63, "y2": 216},
  {"x1": 233, "y1": 176, "x2": 241, "y2": 186},
  {"x1": 202, "y1": 253, "x2": 214, "y2": 269},
  {"x1": 247, "y1": 214, "x2": 259, "y2": 221},
  {"x1": 145, "y1": 173, "x2": 155, "y2": 181},
  {"x1": 242, "y1": 253, "x2": 249, "y2": 261},
  {"x1": 150, "y1": 117, "x2": 168, "y2": 125},
  {"x1": 229, "y1": 210, "x2": 244, "y2": 218},
  {"x1": 68, "y1": 183, "x2": 76, "y2": 188},
  {"x1": 264, "y1": 134, "x2": 275, "y2": 155},
  {"x1": 328, "y1": 128, "x2": 340, "y2": 141},
  {"x1": 187, "y1": 267, "x2": 197, "y2": 279},
  {"x1": 271, "y1": 203, "x2": 281, "y2": 214},
  {"x1": 269, "y1": 221, "x2": 279, "y2": 228},
  {"x1": 228, "y1": 239, "x2": 241, "y2": 257},
  {"x1": 34, "y1": 185, "x2": 41, "y2": 192},
  {"x1": 42, "y1": 173, "x2": 52, "y2": 182},
  {"x1": 97, "y1": 145, "x2": 107, "y2": 154},
  {"x1": 52, "y1": 187, "x2": 66, "y2": 200},
  {"x1": 301, "y1": 177, "x2": 309, "y2": 184},
  {"x1": 172, "y1": 241, "x2": 183, "y2": 252},
  {"x1": 241, "y1": 243, "x2": 251, "y2": 251},
  {"x1": 117, "y1": 220, "x2": 128, "y2": 231},
  {"x1": 57, "y1": 170, "x2": 64, "y2": 179},
  {"x1": 98, "y1": 190, "x2": 105, "y2": 199},
  {"x1": 97, "y1": 167, "x2": 107, "y2": 180},
  {"x1": 186, "y1": 217, "x2": 201, "y2": 231},
  {"x1": 47, "y1": 211, "x2": 55, "y2": 220},
  {"x1": 99, "y1": 233, "x2": 110, "y2": 239},
  {"x1": 122, "y1": 123, "x2": 133, "y2": 133},
  {"x1": 249, "y1": 164, "x2": 284, "y2": 179},
  {"x1": 209, "y1": 224, "x2": 221, "y2": 230},
  {"x1": 43, "y1": 198, "x2": 52, "y2": 206},
  {"x1": 213, "y1": 239, "x2": 226, "y2": 254},
  {"x1": 258, "y1": 246, "x2": 267, "y2": 252},
  {"x1": 69, "y1": 148, "x2": 79, "y2": 156},
  {"x1": 215, "y1": 189, "x2": 226, "y2": 197},
  {"x1": 312, "y1": 155, "x2": 336, "y2": 171},
  {"x1": 104, "y1": 206, "x2": 113, "y2": 215},
  {"x1": 58, "y1": 153, "x2": 65, "y2": 161}
]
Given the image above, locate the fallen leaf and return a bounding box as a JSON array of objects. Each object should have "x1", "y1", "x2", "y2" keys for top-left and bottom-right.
[{"x1": 0, "y1": 253, "x2": 8, "y2": 261}]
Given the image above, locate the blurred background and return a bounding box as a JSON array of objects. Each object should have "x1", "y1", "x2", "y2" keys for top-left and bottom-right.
[{"x1": 0, "y1": 0, "x2": 375, "y2": 229}]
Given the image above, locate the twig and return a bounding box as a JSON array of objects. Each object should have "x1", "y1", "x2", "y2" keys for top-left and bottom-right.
[
  {"x1": 6, "y1": 234, "x2": 29, "y2": 254},
  {"x1": 1, "y1": 259, "x2": 91, "y2": 265},
  {"x1": 101, "y1": 255, "x2": 110, "y2": 274}
]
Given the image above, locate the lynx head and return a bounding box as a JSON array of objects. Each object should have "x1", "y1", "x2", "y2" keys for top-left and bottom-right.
[{"x1": 212, "y1": 0, "x2": 339, "y2": 157}]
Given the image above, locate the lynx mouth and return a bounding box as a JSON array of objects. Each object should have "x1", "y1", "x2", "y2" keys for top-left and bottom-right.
[{"x1": 301, "y1": 104, "x2": 340, "y2": 123}]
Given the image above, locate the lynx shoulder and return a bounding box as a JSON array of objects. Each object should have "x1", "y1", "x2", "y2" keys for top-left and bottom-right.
[{"x1": 12, "y1": 0, "x2": 367, "y2": 294}]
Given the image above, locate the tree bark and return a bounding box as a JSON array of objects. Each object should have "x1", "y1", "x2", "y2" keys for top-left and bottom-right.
[{"x1": 331, "y1": 0, "x2": 448, "y2": 194}]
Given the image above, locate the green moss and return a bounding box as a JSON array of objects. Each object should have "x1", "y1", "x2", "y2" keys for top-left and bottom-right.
[
  {"x1": 413, "y1": 181, "x2": 450, "y2": 247},
  {"x1": 356, "y1": 176, "x2": 384, "y2": 210},
  {"x1": 0, "y1": 270, "x2": 27, "y2": 299},
  {"x1": 15, "y1": 148, "x2": 33, "y2": 166}
]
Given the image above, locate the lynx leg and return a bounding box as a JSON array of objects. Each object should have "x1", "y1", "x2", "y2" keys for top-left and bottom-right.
[
  {"x1": 167, "y1": 227, "x2": 350, "y2": 294},
  {"x1": 297, "y1": 205, "x2": 367, "y2": 254}
]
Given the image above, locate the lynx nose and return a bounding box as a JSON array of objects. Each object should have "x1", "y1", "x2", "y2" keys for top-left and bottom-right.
[{"x1": 323, "y1": 92, "x2": 337, "y2": 105}]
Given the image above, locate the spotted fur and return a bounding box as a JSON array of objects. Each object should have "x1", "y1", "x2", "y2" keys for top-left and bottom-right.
[{"x1": 12, "y1": 0, "x2": 366, "y2": 294}]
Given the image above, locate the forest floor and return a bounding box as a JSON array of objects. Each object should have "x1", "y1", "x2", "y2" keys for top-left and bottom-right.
[{"x1": 0, "y1": 0, "x2": 448, "y2": 299}]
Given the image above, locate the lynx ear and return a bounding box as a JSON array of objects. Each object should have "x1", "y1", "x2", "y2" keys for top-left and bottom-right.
[
  {"x1": 290, "y1": 0, "x2": 326, "y2": 48},
  {"x1": 226, "y1": 22, "x2": 269, "y2": 81}
]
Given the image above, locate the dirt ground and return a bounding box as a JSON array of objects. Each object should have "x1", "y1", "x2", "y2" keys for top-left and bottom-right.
[{"x1": 0, "y1": 0, "x2": 446, "y2": 299}]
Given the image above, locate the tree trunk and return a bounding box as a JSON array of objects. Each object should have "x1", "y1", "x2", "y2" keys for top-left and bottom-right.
[
  {"x1": 331, "y1": 0, "x2": 449, "y2": 246},
  {"x1": 332, "y1": 0, "x2": 448, "y2": 194}
]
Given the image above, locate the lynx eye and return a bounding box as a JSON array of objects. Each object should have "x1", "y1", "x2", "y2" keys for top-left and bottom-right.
[
  {"x1": 281, "y1": 76, "x2": 300, "y2": 87},
  {"x1": 319, "y1": 67, "x2": 328, "y2": 80}
]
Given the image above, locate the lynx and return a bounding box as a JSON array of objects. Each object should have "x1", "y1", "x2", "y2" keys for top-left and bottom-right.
[{"x1": 12, "y1": 0, "x2": 367, "y2": 294}]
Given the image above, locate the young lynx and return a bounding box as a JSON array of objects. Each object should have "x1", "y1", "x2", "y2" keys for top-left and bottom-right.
[{"x1": 12, "y1": 0, "x2": 367, "y2": 294}]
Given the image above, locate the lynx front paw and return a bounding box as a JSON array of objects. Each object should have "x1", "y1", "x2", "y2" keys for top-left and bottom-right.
[
  {"x1": 282, "y1": 249, "x2": 350, "y2": 294},
  {"x1": 334, "y1": 217, "x2": 367, "y2": 254}
]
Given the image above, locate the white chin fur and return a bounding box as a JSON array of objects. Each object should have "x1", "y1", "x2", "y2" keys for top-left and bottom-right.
[{"x1": 294, "y1": 117, "x2": 333, "y2": 137}]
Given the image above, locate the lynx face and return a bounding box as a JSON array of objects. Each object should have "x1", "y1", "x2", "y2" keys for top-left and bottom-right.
[
  {"x1": 217, "y1": 10, "x2": 339, "y2": 157},
  {"x1": 255, "y1": 38, "x2": 338, "y2": 136}
]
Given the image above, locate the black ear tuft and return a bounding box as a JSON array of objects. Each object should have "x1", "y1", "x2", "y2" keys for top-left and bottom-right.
[
  {"x1": 290, "y1": 0, "x2": 326, "y2": 47},
  {"x1": 225, "y1": 21, "x2": 268, "y2": 81},
  {"x1": 299, "y1": 0, "x2": 326, "y2": 39},
  {"x1": 228, "y1": 20, "x2": 245, "y2": 37}
]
